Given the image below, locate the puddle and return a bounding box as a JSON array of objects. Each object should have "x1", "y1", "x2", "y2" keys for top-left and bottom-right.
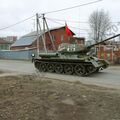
[{"x1": 61, "y1": 98, "x2": 75, "y2": 105}]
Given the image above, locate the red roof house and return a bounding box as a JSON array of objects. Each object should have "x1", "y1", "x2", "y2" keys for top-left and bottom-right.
[{"x1": 11, "y1": 26, "x2": 75, "y2": 50}]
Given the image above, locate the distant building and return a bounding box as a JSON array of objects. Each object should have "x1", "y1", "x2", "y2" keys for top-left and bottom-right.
[
  {"x1": 73, "y1": 37, "x2": 85, "y2": 45},
  {"x1": 0, "y1": 38, "x2": 12, "y2": 50},
  {"x1": 10, "y1": 26, "x2": 75, "y2": 50},
  {"x1": 96, "y1": 41, "x2": 120, "y2": 64},
  {"x1": 5, "y1": 36, "x2": 17, "y2": 42}
]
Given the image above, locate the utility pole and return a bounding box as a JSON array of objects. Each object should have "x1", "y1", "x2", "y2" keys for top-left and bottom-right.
[
  {"x1": 36, "y1": 13, "x2": 40, "y2": 56},
  {"x1": 42, "y1": 14, "x2": 47, "y2": 53},
  {"x1": 36, "y1": 13, "x2": 56, "y2": 55},
  {"x1": 36, "y1": 13, "x2": 47, "y2": 54},
  {"x1": 44, "y1": 15, "x2": 56, "y2": 51}
]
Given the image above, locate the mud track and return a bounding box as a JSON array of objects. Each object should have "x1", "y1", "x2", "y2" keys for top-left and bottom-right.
[{"x1": 0, "y1": 73, "x2": 120, "y2": 120}]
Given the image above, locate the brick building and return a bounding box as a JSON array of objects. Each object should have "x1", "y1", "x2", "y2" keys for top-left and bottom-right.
[
  {"x1": 5, "y1": 36, "x2": 17, "y2": 42},
  {"x1": 11, "y1": 26, "x2": 76, "y2": 50},
  {"x1": 73, "y1": 37, "x2": 85, "y2": 45},
  {"x1": 96, "y1": 43, "x2": 120, "y2": 64}
]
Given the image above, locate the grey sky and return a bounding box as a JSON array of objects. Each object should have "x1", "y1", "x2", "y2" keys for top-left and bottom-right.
[{"x1": 0, "y1": 0, "x2": 120, "y2": 39}]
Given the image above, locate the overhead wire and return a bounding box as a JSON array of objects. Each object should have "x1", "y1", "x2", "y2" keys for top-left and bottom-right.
[
  {"x1": 46, "y1": 17, "x2": 89, "y2": 37},
  {"x1": 46, "y1": 17, "x2": 89, "y2": 24},
  {"x1": 46, "y1": 17, "x2": 120, "y2": 24},
  {"x1": 0, "y1": 15, "x2": 35, "y2": 31},
  {"x1": 44, "y1": 0, "x2": 103, "y2": 14},
  {"x1": 0, "y1": 0, "x2": 103, "y2": 32},
  {"x1": 46, "y1": 17, "x2": 90, "y2": 31}
]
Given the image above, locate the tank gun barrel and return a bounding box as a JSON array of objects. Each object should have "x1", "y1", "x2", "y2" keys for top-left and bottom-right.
[{"x1": 87, "y1": 33, "x2": 120, "y2": 49}]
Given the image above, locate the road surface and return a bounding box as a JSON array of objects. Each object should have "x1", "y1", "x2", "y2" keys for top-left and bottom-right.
[{"x1": 0, "y1": 59, "x2": 120, "y2": 89}]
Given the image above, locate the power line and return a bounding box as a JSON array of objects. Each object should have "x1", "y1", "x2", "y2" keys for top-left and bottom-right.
[
  {"x1": 0, "y1": 15, "x2": 35, "y2": 31},
  {"x1": 44, "y1": 0, "x2": 103, "y2": 14},
  {"x1": 46, "y1": 17, "x2": 120, "y2": 24},
  {"x1": 46, "y1": 17, "x2": 89, "y2": 24},
  {"x1": 0, "y1": 0, "x2": 102, "y2": 32},
  {"x1": 46, "y1": 17, "x2": 90, "y2": 31}
]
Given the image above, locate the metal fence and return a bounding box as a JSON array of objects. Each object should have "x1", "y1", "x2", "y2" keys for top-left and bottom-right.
[{"x1": 0, "y1": 48, "x2": 37, "y2": 60}]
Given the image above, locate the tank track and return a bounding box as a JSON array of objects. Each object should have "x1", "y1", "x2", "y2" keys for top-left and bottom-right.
[{"x1": 34, "y1": 58, "x2": 99, "y2": 76}]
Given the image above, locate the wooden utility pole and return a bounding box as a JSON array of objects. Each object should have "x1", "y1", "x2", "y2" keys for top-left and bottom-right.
[
  {"x1": 36, "y1": 13, "x2": 56, "y2": 55},
  {"x1": 36, "y1": 13, "x2": 47, "y2": 55},
  {"x1": 36, "y1": 13, "x2": 40, "y2": 56},
  {"x1": 42, "y1": 14, "x2": 47, "y2": 53},
  {"x1": 44, "y1": 16, "x2": 56, "y2": 51}
]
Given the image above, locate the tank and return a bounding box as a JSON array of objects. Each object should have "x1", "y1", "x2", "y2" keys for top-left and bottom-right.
[{"x1": 34, "y1": 34, "x2": 120, "y2": 76}]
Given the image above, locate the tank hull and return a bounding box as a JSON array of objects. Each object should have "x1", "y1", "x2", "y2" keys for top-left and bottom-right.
[{"x1": 34, "y1": 57, "x2": 108, "y2": 76}]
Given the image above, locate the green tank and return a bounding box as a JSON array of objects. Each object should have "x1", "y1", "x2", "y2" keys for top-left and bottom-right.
[{"x1": 34, "y1": 34, "x2": 120, "y2": 76}]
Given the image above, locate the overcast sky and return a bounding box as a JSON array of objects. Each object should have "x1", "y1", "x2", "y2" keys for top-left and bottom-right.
[{"x1": 0, "y1": 0, "x2": 120, "y2": 39}]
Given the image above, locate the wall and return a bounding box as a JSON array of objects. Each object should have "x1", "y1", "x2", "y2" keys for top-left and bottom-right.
[
  {"x1": 96, "y1": 45, "x2": 120, "y2": 64},
  {"x1": 0, "y1": 48, "x2": 37, "y2": 60}
]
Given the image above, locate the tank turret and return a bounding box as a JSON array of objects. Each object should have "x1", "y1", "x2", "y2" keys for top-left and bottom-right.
[{"x1": 58, "y1": 33, "x2": 120, "y2": 55}]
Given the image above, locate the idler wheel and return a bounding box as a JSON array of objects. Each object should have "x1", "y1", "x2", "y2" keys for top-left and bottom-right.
[
  {"x1": 64, "y1": 64, "x2": 73, "y2": 75},
  {"x1": 55, "y1": 64, "x2": 63, "y2": 73},
  {"x1": 75, "y1": 64, "x2": 85, "y2": 76}
]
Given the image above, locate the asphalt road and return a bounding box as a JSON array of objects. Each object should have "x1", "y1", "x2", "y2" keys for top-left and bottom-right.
[{"x1": 0, "y1": 59, "x2": 120, "y2": 89}]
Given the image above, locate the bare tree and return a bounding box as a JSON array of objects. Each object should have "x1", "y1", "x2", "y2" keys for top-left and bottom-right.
[{"x1": 89, "y1": 9, "x2": 111, "y2": 43}]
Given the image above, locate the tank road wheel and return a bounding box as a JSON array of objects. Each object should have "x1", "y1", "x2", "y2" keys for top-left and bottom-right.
[
  {"x1": 64, "y1": 64, "x2": 73, "y2": 75},
  {"x1": 55, "y1": 64, "x2": 63, "y2": 74},
  {"x1": 75, "y1": 64, "x2": 85, "y2": 76},
  {"x1": 47, "y1": 64, "x2": 54, "y2": 73},
  {"x1": 39, "y1": 63, "x2": 47, "y2": 72}
]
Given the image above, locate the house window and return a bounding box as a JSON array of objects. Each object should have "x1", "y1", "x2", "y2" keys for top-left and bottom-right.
[{"x1": 61, "y1": 35, "x2": 64, "y2": 42}]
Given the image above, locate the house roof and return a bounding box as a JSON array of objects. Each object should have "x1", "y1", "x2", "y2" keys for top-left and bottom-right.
[
  {"x1": 22, "y1": 26, "x2": 75, "y2": 37},
  {"x1": 11, "y1": 35, "x2": 36, "y2": 47},
  {"x1": 11, "y1": 26, "x2": 75, "y2": 47},
  {"x1": 73, "y1": 37, "x2": 85, "y2": 40},
  {"x1": 50, "y1": 26, "x2": 75, "y2": 35}
]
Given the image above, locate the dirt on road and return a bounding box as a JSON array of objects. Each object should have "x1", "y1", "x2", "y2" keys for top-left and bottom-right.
[{"x1": 0, "y1": 72, "x2": 120, "y2": 120}]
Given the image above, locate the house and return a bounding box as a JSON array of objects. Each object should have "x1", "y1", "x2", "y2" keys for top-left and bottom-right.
[
  {"x1": 0, "y1": 38, "x2": 12, "y2": 50},
  {"x1": 96, "y1": 41, "x2": 120, "y2": 64},
  {"x1": 73, "y1": 37, "x2": 85, "y2": 45},
  {"x1": 10, "y1": 26, "x2": 75, "y2": 50},
  {"x1": 10, "y1": 34, "x2": 37, "y2": 50}
]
